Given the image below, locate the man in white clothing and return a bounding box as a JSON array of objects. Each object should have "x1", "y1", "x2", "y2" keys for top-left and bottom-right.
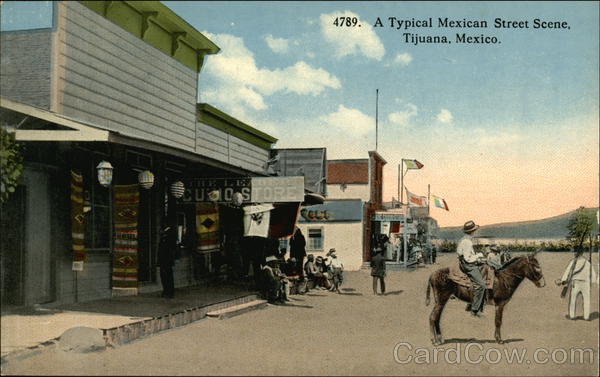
[
  {"x1": 555, "y1": 246, "x2": 599, "y2": 320},
  {"x1": 456, "y1": 220, "x2": 487, "y2": 317}
]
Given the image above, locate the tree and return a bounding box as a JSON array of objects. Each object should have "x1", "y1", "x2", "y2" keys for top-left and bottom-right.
[
  {"x1": 0, "y1": 129, "x2": 24, "y2": 204},
  {"x1": 566, "y1": 206, "x2": 596, "y2": 248}
]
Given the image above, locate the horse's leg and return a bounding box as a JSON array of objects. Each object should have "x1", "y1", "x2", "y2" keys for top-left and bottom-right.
[
  {"x1": 494, "y1": 300, "x2": 506, "y2": 344},
  {"x1": 434, "y1": 293, "x2": 451, "y2": 345}
]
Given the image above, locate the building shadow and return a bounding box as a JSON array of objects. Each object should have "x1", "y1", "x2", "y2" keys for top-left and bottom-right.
[
  {"x1": 444, "y1": 337, "x2": 524, "y2": 344},
  {"x1": 384, "y1": 290, "x2": 403, "y2": 296},
  {"x1": 279, "y1": 302, "x2": 314, "y2": 309},
  {"x1": 564, "y1": 312, "x2": 599, "y2": 321},
  {"x1": 1, "y1": 306, "x2": 63, "y2": 316}
]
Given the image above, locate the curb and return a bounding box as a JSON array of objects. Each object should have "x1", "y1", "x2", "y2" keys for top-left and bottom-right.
[{"x1": 0, "y1": 293, "x2": 260, "y2": 367}]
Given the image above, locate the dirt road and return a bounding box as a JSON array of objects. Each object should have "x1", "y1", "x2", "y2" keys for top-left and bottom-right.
[{"x1": 2, "y1": 252, "x2": 598, "y2": 376}]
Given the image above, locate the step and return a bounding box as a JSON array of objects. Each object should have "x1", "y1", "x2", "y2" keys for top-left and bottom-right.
[{"x1": 206, "y1": 299, "x2": 268, "y2": 320}]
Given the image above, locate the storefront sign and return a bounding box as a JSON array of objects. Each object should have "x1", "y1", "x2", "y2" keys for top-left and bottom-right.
[
  {"x1": 372, "y1": 213, "x2": 409, "y2": 222},
  {"x1": 183, "y1": 176, "x2": 304, "y2": 203},
  {"x1": 251, "y1": 176, "x2": 304, "y2": 203},
  {"x1": 183, "y1": 178, "x2": 251, "y2": 203}
]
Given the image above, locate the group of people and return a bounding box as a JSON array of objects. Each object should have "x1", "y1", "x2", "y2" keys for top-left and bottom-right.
[
  {"x1": 259, "y1": 227, "x2": 345, "y2": 304},
  {"x1": 457, "y1": 219, "x2": 598, "y2": 321}
]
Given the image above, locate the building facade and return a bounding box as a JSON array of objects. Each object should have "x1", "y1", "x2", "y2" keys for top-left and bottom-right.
[{"x1": 0, "y1": 1, "x2": 282, "y2": 306}]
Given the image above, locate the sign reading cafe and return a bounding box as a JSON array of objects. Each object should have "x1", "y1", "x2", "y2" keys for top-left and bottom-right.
[{"x1": 182, "y1": 176, "x2": 304, "y2": 203}]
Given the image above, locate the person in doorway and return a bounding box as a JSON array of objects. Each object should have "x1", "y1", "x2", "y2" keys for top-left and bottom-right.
[
  {"x1": 456, "y1": 220, "x2": 487, "y2": 317},
  {"x1": 290, "y1": 227, "x2": 307, "y2": 278},
  {"x1": 158, "y1": 224, "x2": 177, "y2": 298},
  {"x1": 370, "y1": 249, "x2": 386, "y2": 295},
  {"x1": 555, "y1": 246, "x2": 599, "y2": 320}
]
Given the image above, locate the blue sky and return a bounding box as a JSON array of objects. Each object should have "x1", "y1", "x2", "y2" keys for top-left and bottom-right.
[{"x1": 165, "y1": 1, "x2": 599, "y2": 227}]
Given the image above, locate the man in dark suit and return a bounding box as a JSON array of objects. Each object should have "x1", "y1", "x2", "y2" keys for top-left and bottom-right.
[
  {"x1": 289, "y1": 227, "x2": 306, "y2": 277},
  {"x1": 370, "y1": 249, "x2": 386, "y2": 295},
  {"x1": 158, "y1": 224, "x2": 177, "y2": 298}
]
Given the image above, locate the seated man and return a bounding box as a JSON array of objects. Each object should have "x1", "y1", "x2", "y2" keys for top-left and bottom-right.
[
  {"x1": 315, "y1": 256, "x2": 332, "y2": 290},
  {"x1": 456, "y1": 220, "x2": 487, "y2": 317},
  {"x1": 486, "y1": 245, "x2": 504, "y2": 270},
  {"x1": 262, "y1": 255, "x2": 290, "y2": 304},
  {"x1": 304, "y1": 254, "x2": 328, "y2": 290}
]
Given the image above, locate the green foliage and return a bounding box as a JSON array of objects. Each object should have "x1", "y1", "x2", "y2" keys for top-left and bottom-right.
[
  {"x1": 0, "y1": 129, "x2": 23, "y2": 203},
  {"x1": 437, "y1": 240, "x2": 457, "y2": 253},
  {"x1": 566, "y1": 206, "x2": 597, "y2": 247}
]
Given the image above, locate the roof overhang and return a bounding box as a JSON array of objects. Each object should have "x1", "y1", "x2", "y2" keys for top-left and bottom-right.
[{"x1": 1, "y1": 97, "x2": 110, "y2": 141}]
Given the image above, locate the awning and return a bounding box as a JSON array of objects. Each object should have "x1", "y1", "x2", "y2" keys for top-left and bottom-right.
[
  {"x1": 1, "y1": 97, "x2": 110, "y2": 141},
  {"x1": 303, "y1": 193, "x2": 325, "y2": 206}
]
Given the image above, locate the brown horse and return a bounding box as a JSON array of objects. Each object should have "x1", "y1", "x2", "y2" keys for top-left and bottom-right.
[{"x1": 425, "y1": 253, "x2": 546, "y2": 345}]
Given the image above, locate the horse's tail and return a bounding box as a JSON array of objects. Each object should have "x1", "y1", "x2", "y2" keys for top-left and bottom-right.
[{"x1": 425, "y1": 275, "x2": 432, "y2": 306}]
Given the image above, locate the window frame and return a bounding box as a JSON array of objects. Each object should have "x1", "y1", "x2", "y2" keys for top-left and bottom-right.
[{"x1": 306, "y1": 226, "x2": 324, "y2": 251}]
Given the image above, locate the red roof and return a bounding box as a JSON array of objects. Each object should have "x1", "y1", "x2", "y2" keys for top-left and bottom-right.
[{"x1": 327, "y1": 160, "x2": 369, "y2": 184}]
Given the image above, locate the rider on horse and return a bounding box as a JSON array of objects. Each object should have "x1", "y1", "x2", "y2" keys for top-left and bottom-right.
[{"x1": 456, "y1": 220, "x2": 487, "y2": 317}]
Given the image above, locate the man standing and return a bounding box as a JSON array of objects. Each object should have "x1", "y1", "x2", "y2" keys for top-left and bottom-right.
[
  {"x1": 456, "y1": 220, "x2": 486, "y2": 317},
  {"x1": 327, "y1": 248, "x2": 344, "y2": 293},
  {"x1": 370, "y1": 249, "x2": 386, "y2": 295},
  {"x1": 290, "y1": 227, "x2": 306, "y2": 278},
  {"x1": 556, "y1": 246, "x2": 599, "y2": 320},
  {"x1": 158, "y1": 224, "x2": 177, "y2": 298}
]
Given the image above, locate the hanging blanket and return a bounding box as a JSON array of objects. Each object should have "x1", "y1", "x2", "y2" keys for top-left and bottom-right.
[
  {"x1": 70, "y1": 171, "x2": 86, "y2": 267},
  {"x1": 196, "y1": 202, "x2": 220, "y2": 254},
  {"x1": 112, "y1": 184, "x2": 140, "y2": 295},
  {"x1": 269, "y1": 203, "x2": 301, "y2": 239}
]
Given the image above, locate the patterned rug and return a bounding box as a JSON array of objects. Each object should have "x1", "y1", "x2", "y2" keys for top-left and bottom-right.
[
  {"x1": 70, "y1": 170, "x2": 86, "y2": 267},
  {"x1": 112, "y1": 184, "x2": 140, "y2": 296},
  {"x1": 196, "y1": 202, "x2": 220, "y2": 254}
]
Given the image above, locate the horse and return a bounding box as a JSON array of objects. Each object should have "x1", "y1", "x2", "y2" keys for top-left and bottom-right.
[{"x1": 425, "y1": 252, "x2": 546, "y2": 345}]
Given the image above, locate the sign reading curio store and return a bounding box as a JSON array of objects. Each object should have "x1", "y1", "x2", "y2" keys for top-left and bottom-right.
[{"x1": 182, "y1": 176, "x2": 304, "y2": 203}]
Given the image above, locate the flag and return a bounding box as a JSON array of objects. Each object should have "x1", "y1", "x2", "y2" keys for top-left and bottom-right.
[
  {"x1": 403, "y1": 159, "x2": 424, "y2": 169},
  {"x1": 406, "y1": 189, "x2": 427, "y2": 207},
  {"x1": 432, "y1": 195, "x2": 449, "y2": 211},
  {"x1": 243, "y1": 204, "x2": 274, "y2": 238}
]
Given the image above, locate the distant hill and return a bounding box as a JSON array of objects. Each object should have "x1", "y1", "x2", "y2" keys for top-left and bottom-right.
[{"x1": 436, "y1": 207, "x2": 599, "y2": 241}]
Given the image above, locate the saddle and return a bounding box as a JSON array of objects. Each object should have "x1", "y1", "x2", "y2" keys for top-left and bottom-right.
[{"x1": 448, "y1": 263, "x2": 494, "y2": 290}]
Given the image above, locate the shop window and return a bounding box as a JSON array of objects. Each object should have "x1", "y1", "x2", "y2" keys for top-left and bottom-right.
[
  {"x1": 84, "y1": 171, "x2": 111, "y2": 251},
  {"x1": 278, "y1": 238, "x2": 289, "y2": 254},
  {"x1": 125, "y1": 150, "x2": 152, "y2": 170},
  {"x1": 0, "y1": 1, "x2": 54, "y2": 32},
  {"x1": 307, "y1": 227, "x2": 323, "y2": 251},
  {"x1": 176, "y1": 212, "x2": 186, "y2": 245}
]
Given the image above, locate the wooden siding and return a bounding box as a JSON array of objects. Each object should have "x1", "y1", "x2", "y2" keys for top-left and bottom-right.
[
  {"x1": 196, "y1": 121, "x2": 269, "y2": 173},
  {"x1": 57, "y1": 2, "x2": 198, "y2": 152},
  {"x1": 0, "y1": 31, "x2": 52, "y2": 109}
]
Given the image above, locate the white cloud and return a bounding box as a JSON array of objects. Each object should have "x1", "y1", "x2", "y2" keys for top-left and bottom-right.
[
  {"x1": 393, "y1": 52, "x2": 413, "y2": 66},
  {"x1": 264, "y1": 34, "x2": 289, "y2": 54},
  {"x1": 200, "y1": 32, "x2": 341, "y2": 114},
  {"x1": 436, "y1": 108, "x2": 453, "y2": 124},
  {"x1": 319, "y1": 105, "x2": 375, "y2": 135},
  {"x1": 319, "y1": 11, "x2": 385, "y2": 60},
  {"x1": 388, "y1": 103, "x2": 418, "y2": 127}
]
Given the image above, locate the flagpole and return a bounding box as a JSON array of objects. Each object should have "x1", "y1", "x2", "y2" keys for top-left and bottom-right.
[
  {"x1": 427, "y1": 184, "x2": 431, "y2": 216},
  {"x1": 375, "y1": 89, "x2": 379, "y2": 152},
  {"x1": 400, "y1": 159, "x2": 404, "y2": 205}
]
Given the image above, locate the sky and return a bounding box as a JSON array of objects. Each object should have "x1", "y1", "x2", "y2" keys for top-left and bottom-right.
[{"x1": 164, "y1": 1, "x2": 599, "y2": 227}]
